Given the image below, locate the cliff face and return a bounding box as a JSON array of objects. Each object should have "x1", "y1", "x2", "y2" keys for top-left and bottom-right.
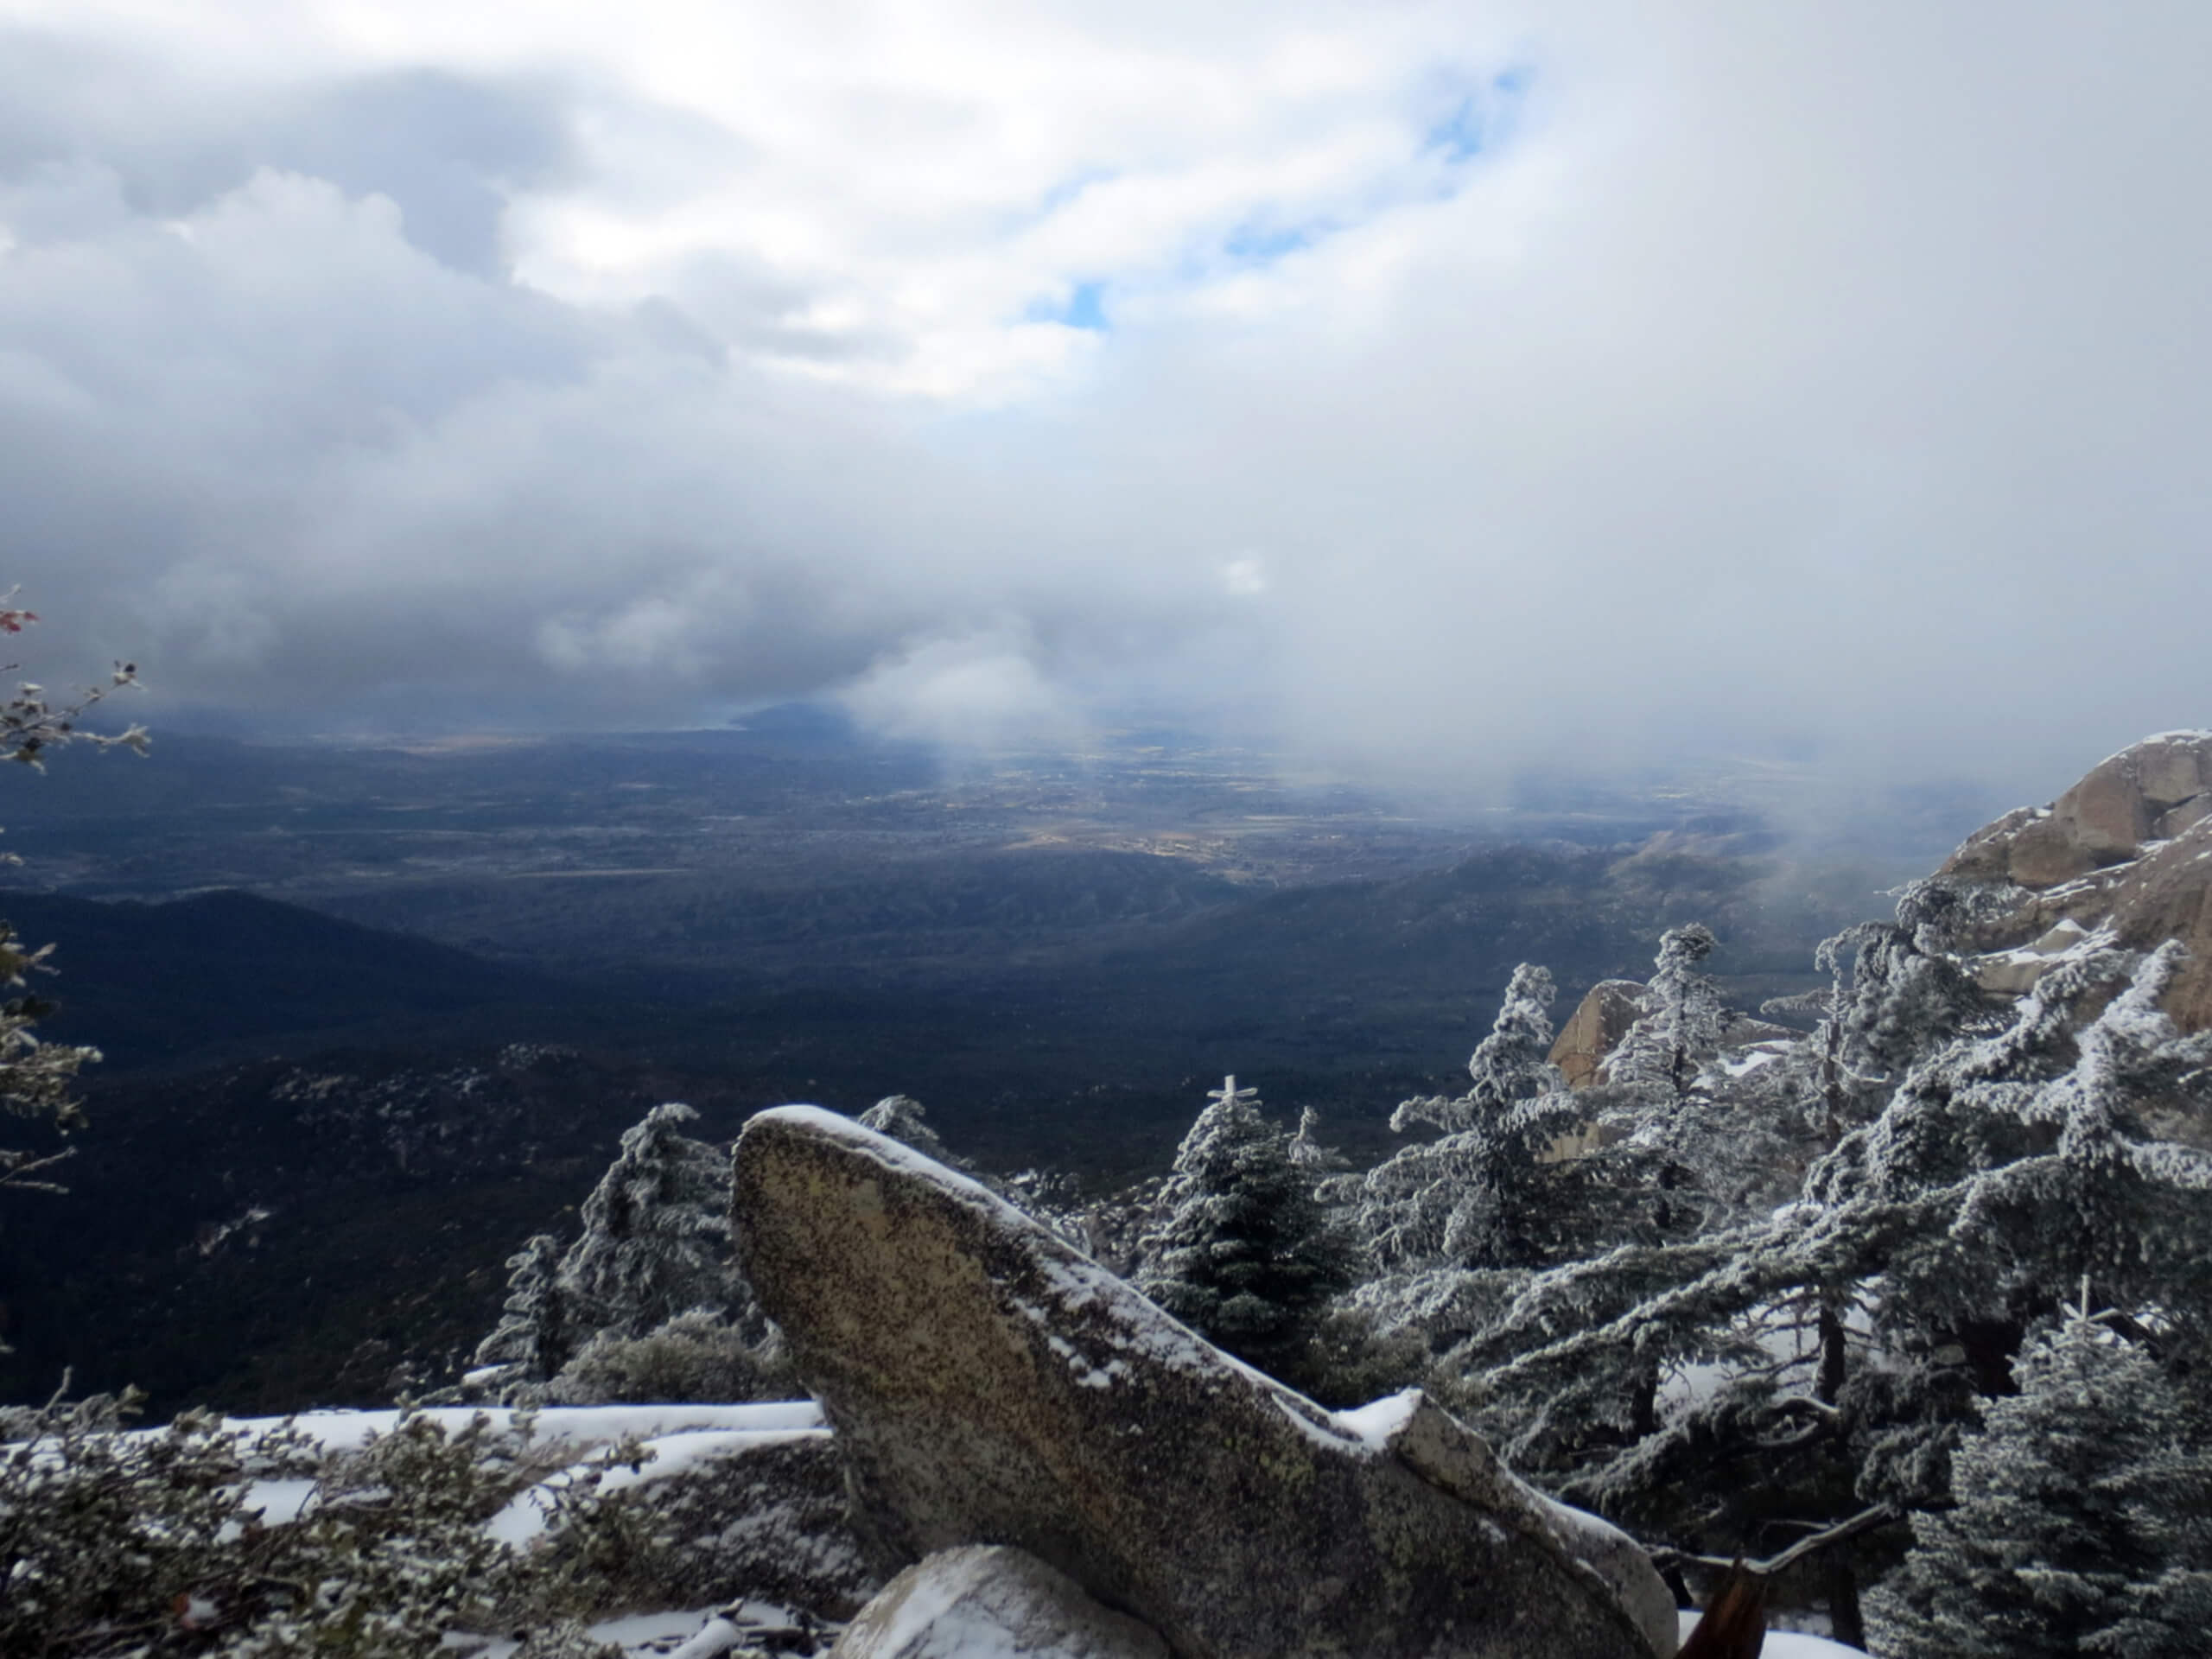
[{"x1": 1940, "y1": 731, "x2": 2212, "y2": 1032}]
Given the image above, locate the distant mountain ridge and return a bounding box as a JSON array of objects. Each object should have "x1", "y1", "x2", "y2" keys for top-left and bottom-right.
[{"x1": 0, "y1": 888, "x2": 578, "y2": 1068}]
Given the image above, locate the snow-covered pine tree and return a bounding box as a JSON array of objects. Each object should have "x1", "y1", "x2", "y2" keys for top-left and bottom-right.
[
  {"x1": 1810, "y1": 938, "x2": 2212, "y2": 1394},
  {"x1": 1350, "y1": 964, "x2": 1639, "y2": 1276},
  {"x1": 857, "y1": 1093, "x2": 956, "y2": 1163},
  {"x1": 1865, "y1": 1299, "x2": 2212, "y2": 1657},
  {"x1": 1763, "y1": 882, "x2": 1986, "y2": 1142},
  {"x1": 1604, "y1": 923, "x2": 1726, "y2": 1099},
  {"x1": 469, "y1": 1231, "x2": 569, "y2": 1385},
  {"x1": 455, "y1": 1101, "x2": 774, "y2": 1402},
  {"x1": 1443, "y1": 933, "x2": 2212, "y2": 1642},
  {"x1": 1136, "y1": 1076, "x2": 1363, "y2": 1394},
  {"x1": 1466, "y1": 962, "x2": 1568, "y2": 1110},
  {"x1": 1287, "y1": 1105, "x2": 1348, "y2": 1171},
  {"x1": 556, "y1": 1102, "x2": 747, "y2": 1350}
]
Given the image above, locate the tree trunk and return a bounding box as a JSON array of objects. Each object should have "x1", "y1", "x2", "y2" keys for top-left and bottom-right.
[
  {"x1": 1630, "y1": 1363, "x2": 1660, "y2": 1439},
  {"x1": 1816, "y1": 1300, "x2": 1848, "y2": 1404},
  {"x1": 1827, "y1": 1558, "x2": 1866, "y2": 1650}
]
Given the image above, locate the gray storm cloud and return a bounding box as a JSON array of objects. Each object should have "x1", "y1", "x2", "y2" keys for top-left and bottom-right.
[{"x1": 3, "y1": 3, "x2": 2209, "y2": 799}]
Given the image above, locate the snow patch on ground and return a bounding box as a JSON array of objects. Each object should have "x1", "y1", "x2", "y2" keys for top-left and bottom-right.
[
  {"x1": 258, "y1": 1401, "x2": 823, "y2": 1454},
  {"x1": 486, "y1": 1421, "x2": 830, "y2": 1544},
  {"x1": 456, "y1": 1600, "x2": 810, "y2": 1657},
  {"x1": 1718, "y1": 1044, "x2": 1787, "y2": 1078},
  {"x1": 1675, "y1": 1611, "x2": 1865, "y2": 1656},
  {"x1": 182, "y1": 1403, "x2": 830, "y2": 1551},
  {"x1": 1329, "y1": 1388, "x2": 1422, "y2": 1450}
]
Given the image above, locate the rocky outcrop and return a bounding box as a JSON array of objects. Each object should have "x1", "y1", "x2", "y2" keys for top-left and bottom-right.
[
  {"x1": 1549, "y1": 980, "x2": 1792, "y2": 1099},
  {"x1": 833, "y1": 1546, "x2": 1170, "y2": 1659},
  {"x1": 734, "y1": 1106, "x2": 1674, "y2": 1659},
  {"x1": 506, "y1": 1414, "x2": 880, "y2": 1623},
  {"x1": 1944, "y1": 732, "x2": 2212, "y2": 888},
  {"x1": 1938, "y1": 732, "x2": 2212, "y2": 1029},
  {"x1": 1552, "y1": 980, "x2": 1647, "y2": 1088}
]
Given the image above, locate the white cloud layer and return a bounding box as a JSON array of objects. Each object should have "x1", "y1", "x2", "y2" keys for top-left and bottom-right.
[{"x1": 3, "y1": 1, "x2": 2209, "y2": 796}]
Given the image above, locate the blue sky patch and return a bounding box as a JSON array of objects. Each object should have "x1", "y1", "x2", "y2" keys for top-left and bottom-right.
[
  {"x1": 1425, "y1": 96, "x2": 1484, "y2": 162},
  {"x1": 1027, "y1": 280, "x2": 1109, "y2": 332},
  {"x1": 1423, "y1": 64, "x2": 1534, "y2": 164},
  {"x1": 1224, "y1": 221, "x2": 1318, "y2": 264}
]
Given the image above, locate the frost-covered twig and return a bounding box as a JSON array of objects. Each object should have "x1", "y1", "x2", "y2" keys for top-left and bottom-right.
[{"x1": 1650, "y1": 1503, "x2": 1895, "y2": 1577}]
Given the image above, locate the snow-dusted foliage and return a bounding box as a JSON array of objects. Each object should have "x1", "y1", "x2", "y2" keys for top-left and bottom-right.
[
  {"x1": 550, "y1": 1309, "x2": 788, "y2": 1408},
  {"x1": 559, "y1": 1103, "x2": 749, "y2": 1346},
  {"x1": 855, "y1": 1094, "x2": 955, "y2": 1164},
  {"x1": 0, "y1": 1392, "x2": 594, "y2": 1656},
  {"x1": 0, "y1": 600, "x2": 146, "y2": 1198},
  {"x1": 465, "y1": 1104, "x2": 777, "y2": 1405},
  {"x1": 1865, "y1": 1304, "x2": 2212, "y2": 1657},
  {"x1": 0, "y1": 924, "x2": 102, "y2": 1195},
  {"x1": 1402, "y1": 899, "x2": 2212, "y2": 1648},
  {"x1": 1344, "y1": 965, "x2": 1675, "y2": 1313},
  {"x1": 1135, "y1": 1076, "x2": 1363, "y2": 1395},
  {"x1": 1604, "y1": 924, "x2": 1726, "y2": 1098},
  {"x1": 1811, "y1": 938, "x2": 2212, "y2": 1351}
]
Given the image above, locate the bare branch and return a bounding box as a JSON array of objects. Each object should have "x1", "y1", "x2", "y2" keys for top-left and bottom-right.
[{"x1": 1650, "y1": 1504, "x2": 1897, "y2": 1578}]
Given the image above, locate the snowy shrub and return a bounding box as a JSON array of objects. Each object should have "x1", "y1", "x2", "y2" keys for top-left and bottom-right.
[
  {"x1": 550, "y1": 1309, "x2": 791, "y2": 1406},
  {"x1": 1, "y1": 1394, "x2": 540, "y2": 1655},
  {"x1": 529, "y1": 1433, "x2": 874, "y2": 1622},
  {"x1": 1, "y1": 1387, "x2": 265, "y2": 1653},
  {"x1": 0, "y1": 599, "x2": 145, "y2": 1199},
  {"x1": 213, "y1": 1411, "x2": 529, "y2": 1656},
  {"x1": 463, "y1": 1103, "x2": 774, "y2": 1403},
  {"x1": 0, "y1": 1391, "x2": 677, "y2": 1656}
]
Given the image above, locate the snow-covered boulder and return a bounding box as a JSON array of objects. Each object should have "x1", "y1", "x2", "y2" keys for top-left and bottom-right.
[
  {"x1": 831, "y1": 1546, "x2": 1168, "y2": 1659},
  {"x1": 734, "y1": 1105, "x2": 1671, "y2": 1659}
]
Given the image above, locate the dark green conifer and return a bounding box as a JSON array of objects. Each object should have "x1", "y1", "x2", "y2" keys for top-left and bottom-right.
[{"x1": 1137, "y1": 1076, "x2": 1362, "y2": 1390}]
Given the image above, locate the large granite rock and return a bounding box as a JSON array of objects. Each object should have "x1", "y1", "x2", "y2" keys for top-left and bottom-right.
[
  {"x1": 833, "y1": 1545, "x2": 1170, "y2": 1659},
  {"x1": 1938, "y1": 731, "x2": 2212, "y2": 1030},
  {"x1": 734, "y1": 1105, "x2": 1672, "y2": 1659},
  {"x1": 1551, "y1": 979, "x2": 1648, "y2": 1089},
  {"x1": 1943, "y1": 731, "x2": 2212, "y2": 885}
]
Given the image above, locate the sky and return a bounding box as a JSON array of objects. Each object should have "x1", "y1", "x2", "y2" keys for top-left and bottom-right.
[{"x1": 3, "y1": 1, "x2": 2209, "y2": 797}]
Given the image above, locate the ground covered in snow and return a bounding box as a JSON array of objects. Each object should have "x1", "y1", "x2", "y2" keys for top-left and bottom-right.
[{"x1": 188, "y1": 1402, "x2": 1874, "y2": 1656}]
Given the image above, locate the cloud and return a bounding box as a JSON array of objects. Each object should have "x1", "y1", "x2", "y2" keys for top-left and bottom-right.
[
  {"x1": 839, "y1": 626, "x2": 1085, "y2": 751},
  {"x1": 0, "y1": 3, "x2": 2208, "y2": 804}
]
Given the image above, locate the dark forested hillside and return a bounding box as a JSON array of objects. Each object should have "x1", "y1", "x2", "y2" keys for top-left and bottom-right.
[
  {"x1": 1, "y1": 889, "x2": 582, "y2": 1069},
  {"x1": 0, "y1": 823, "x2": 1879, "y2": 1415}
]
